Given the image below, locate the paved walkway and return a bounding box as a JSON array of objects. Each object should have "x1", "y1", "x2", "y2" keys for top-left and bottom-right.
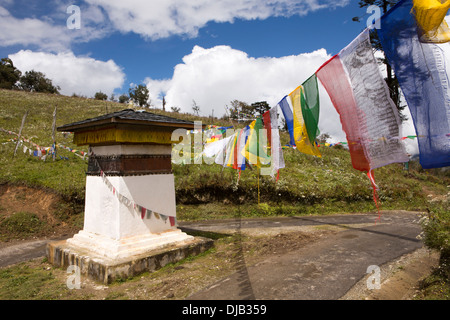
[
  {"x1": 183, "y1": 211, "x2": 424, "y2": 300},
  {"x1": 0, "y1": 239, "x2": 50, "y2": 268},
  {"x1": 0, "y1": 211, "x2": 425, "y2": 300}
]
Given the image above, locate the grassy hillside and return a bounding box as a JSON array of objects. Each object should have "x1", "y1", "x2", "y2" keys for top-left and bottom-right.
[
  {"x1": 0, "y1": 89, "x2": 449, "y2": 299},
  {"x1": 0, "y1": 89, "x2": 230, "y2": 200},
  {"x1": 0, "y1": 88, "x2": 448, "y2": 218}
]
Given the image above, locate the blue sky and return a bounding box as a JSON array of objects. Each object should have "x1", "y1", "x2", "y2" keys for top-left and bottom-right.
[
  {"x1": 3, "y1": 0, "x2": 411, "y2": 144},
  {"x1": 0, "y1": 0, "x2": 370, "y2": 93}
]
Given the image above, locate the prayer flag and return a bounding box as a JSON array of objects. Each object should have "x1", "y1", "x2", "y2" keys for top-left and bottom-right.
[
  {"x1": 262, "y1": 110, "x2": 272, "y2": 148},
  {"x1": 412, "y1": 0, "x2": 450, "y2": 43},
  {"x1": 378, "y1": 0, "x2": 450, "y2": 168},
  {"x1": 316, "y1": 29, "x2": 409, "y2": 172},
  {"x1": 278, "y1": 96, "x2": 296, "y2": 146},
  {"x1": 261, "y1": 106, "x2": 285, "y2": 178},
  {"x1": 301, "y1": 74, "x2": 321, "y2": 145},
  {"x1": 289, "y1": 83, "x2": 321, "y2": 158},
  {"x1": 241, "y1": 118, "x2": 270, "y2": 167},
  {"x1": 169, "y1": 216, "x2": 176, "y2": 227}
]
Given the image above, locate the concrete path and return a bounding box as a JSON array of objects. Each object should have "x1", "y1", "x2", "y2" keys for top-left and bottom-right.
[
  {"x1": 0, "y1": 211, "x2": 425, "y2": 300},
  {"x1": 0, "y1": 239, "x2": 50, "y2": 268},
  {"x1": 184, "y1": 211, "x2": 424, "y2": 300}
]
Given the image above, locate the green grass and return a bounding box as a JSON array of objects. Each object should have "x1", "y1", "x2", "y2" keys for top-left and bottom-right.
[
  {"x1": 1, "y1": 88, "x2": 448, "y2": 216},
  {"x1": 0, "y1": 211, "x2": 45, "y2": 241},
  {"x1": 417, "y1": 203, "x2": 450, "y2": 300},
  {"x1": 416, "y1": 268, "x2": 450, "y2": 300},
  {"x1": 1, "y1": 88, "x2": 448, "y2": 217},
  {"x1": 0, "y1": 261, "x2": 67, "y2": 300},
  {"x1": 1, "y1": 88, "x2": 449, "y2": 299},
  {"x1": 0, "y1": 89, "x2": 232, "y2": 200}
]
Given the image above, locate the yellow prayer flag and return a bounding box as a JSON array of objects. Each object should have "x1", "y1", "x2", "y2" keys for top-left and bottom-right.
[
  {"x1": 288, "y1": 86, "x2": 321, "y2": 158},
  {"x1": 413, "y1": 0, "x2": 450, "y2": 43}
]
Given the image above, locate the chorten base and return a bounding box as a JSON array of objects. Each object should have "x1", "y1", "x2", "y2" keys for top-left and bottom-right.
[
  {"x1": 66, "y1": 229, "x2": 194, "y2": 260},
  {"x1": 46, "y1": 233, "x2": 214, "y2": 284}
]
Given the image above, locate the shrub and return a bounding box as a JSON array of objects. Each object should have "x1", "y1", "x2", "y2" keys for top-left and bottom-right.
[{"x1": 420, "y1": 204, "x2": 450, "y2": 278}]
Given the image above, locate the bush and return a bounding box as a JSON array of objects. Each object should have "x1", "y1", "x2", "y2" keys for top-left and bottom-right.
[
  {"x1": 94, "y1": 91, "x2": 108, "y2": 101},
  {"x1": 420, "y1": 204, "x2": 450, "y2": 277}
]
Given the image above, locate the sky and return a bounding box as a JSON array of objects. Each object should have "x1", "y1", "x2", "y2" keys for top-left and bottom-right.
[{"x1": 0, "y1": 0, "x2": 420, "y2": 152}]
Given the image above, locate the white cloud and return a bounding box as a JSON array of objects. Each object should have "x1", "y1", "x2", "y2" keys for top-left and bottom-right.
[
  {"x1": 0, "y1": 1, "x2": 351, "y2": 51},
  {"x1": 0, "y1": 6, "x2": 70, "y2": 52},
  {"x1": 145, "y1": 45, "x2": 348, "y2": 142},
  {"x1": 9, "y1": 50, "x2": 125, "y2": 97},
  {"x1": 85, "y1": 0, "x2": 350, "y2": 40},
  {"x1": 0, "y1": 3, "x2": 111, "y2": 52}
]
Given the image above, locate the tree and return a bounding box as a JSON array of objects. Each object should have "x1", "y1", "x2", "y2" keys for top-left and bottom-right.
[
  {"x1": 162, "y1": 94, "x2": 166, "y2": 111},
  {"x1": 19, "y1": 70, "x2": 60, "y2": 94},
  {"x1": 228, "y1": 100, "x2": 270, "y2": 120},
  {"x1": 229, "y1": 100, "x2": 252, "y2": 120},
  {"x1": 317, "y1": 133, "x2": 331, "y2": 144},
  {"x1": 94, "y1": 91, "x2": 108, "y2": 100},
  {"x1": 171, "y1": 106, "x2": 181, "y2": 113},
  {"x1": 357, "y1": 0, "x2": 408, "y2": 122},
  {"x1": 129, "y1": 84, "x2": 150, "y2": 108},
  {"x1": 118, "y1": 94, "x2": 129, "y2": 104},
  {"x1": 192, "y1": 100, "x2": 200, "y2": 116},
  {"x1": 0, "y1": 58, "x2": 22, "y2": 90},
  {"x1": 251, "y1": 101, "x2": 270, "y2": 117}
]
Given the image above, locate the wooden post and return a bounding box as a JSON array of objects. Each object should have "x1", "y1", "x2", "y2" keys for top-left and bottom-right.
[
  {"x1": 52, "y1": 106, "x2": 57, "y2": 161},
  {"x1": 257, "y1": 168, "x2": 260, "y2": 205},
  {"x1": 13, "y1": 111, "x2": 28, "y2": 158}
]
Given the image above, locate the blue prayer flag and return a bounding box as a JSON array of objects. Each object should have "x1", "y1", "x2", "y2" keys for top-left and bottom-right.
[{"x1": 377, "y1": 0, "x2": 450, "y2": 168}]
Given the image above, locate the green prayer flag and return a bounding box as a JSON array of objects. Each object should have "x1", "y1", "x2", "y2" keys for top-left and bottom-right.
[{"x1": 301, "y1": 74, "x2": 320, "y2": 145}]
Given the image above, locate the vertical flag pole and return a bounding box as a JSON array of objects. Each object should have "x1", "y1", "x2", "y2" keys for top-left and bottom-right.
[
  {"x1": 257, "y1": 168, "x2": 260, "y2": 205},
  {"x1": 52, "y1": 106, "x2": 57, "y2": 161},
  {"x1": 13, "y1": 110, "x2": 28, "y2": 158}
]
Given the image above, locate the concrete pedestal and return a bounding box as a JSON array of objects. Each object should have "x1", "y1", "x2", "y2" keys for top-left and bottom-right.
[{"x1": 47, "y1": 236, "x2": 214, "y2": 284}]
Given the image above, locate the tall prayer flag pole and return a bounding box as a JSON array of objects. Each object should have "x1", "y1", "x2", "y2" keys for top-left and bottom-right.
[
  {"x1": 52, "y1": 106, "x2": 57, "y2": 161},
  {"x1": 13, "y1": 110, "x2": 28, "y2": 158}
]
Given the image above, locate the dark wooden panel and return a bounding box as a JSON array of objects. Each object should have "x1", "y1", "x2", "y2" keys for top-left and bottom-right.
[{"x1": 88, "y1": 154, "x2": 172, "y2": 176}]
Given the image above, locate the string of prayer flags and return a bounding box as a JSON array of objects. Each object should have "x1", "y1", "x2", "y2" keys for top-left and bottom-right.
[
  {"x1": 0, "y1": 127, "x2": 87, "y2": 160},
  {"x1": 412, "y1": 0, "x2": 450, "y2": 43},
  {"x1": 377, "y1": 0, "x2": 450, "y2": 168},
  {"x1": 204, "y1": 125, "x2": 234, "y2": 144},
  {"x1": 99, "y1": 169, "x2": 177, "y2": 226},
  {"x1": 316, "y1": 29, "x2": 409, "y2": 173}
]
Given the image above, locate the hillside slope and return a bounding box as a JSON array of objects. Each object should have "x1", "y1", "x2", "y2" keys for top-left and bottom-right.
[{"x1": 0, "y1": 89, "x2": 448, "y2": 224}]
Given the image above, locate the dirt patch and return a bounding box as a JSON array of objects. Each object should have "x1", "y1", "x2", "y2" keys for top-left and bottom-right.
[
  {"x1": 0, "y1": 184, "x2": 81, "y2": 243},
  {"x1": 0, "y1": 184, "x2": 58, "y2": 221},
  {"x1": 341, "y1": 247, "x2": 440, "y2": 300},
  {"x1": 422, "y1": 185, "x2": 450, "y2": 203}
]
